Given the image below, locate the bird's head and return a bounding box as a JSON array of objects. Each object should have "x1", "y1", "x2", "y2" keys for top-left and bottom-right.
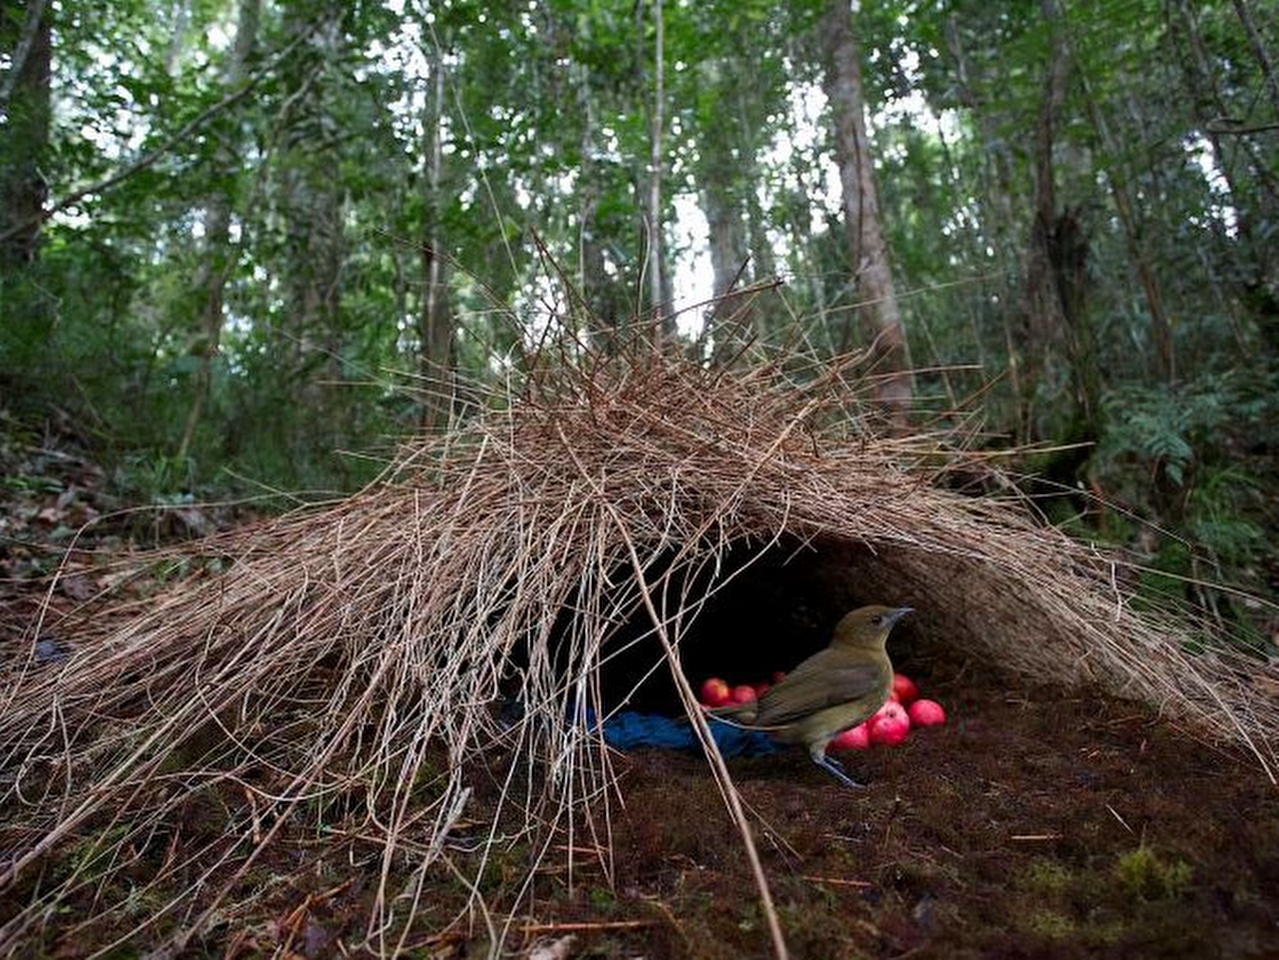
[{"x1": 831, "y1": 604, "x2": 913, "y2": 649}]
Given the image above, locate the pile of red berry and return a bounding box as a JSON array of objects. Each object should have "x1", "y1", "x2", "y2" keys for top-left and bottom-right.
[{"x1": 698, "y1": 671, "x2": 947, "y2": 749}]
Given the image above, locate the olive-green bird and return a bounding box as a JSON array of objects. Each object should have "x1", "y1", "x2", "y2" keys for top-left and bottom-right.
[{"x1": 709, "y1": 605, "x2": 912, "y2": 787}]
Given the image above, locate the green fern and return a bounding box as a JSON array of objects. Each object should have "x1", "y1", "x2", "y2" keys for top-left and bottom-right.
[{"x1": 1092, "y1": 373, "x2": 1277, "y2": 607}]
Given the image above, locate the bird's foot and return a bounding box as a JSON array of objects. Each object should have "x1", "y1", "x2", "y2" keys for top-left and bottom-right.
[{"x1": 813, "y1": 753, "x2": 866, "y2": 789}]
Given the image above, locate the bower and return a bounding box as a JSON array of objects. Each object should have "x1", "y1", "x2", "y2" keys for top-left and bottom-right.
[{"x1": 2, "y1": 349, "x2": 1273, "y2": 954}]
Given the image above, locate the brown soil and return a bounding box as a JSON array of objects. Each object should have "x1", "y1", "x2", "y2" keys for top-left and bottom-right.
[
  {"x1": 597, "y1": 668, "x2": 1279, "y2": 959},
  {"x1": 11, "y1": 661, "x2": 1274, "y2": 959}
]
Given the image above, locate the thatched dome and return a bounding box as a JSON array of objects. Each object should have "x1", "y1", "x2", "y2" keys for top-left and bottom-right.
[{"x1": 2, "y1": 350, "x2": 1275, "y2": 953}]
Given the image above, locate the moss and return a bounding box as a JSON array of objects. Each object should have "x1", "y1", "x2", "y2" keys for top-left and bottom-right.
[
  {"x1": 587, "y1": 885, "x2": 616, "y2": 911},
  {"x1": 1022, "y1": 858, "x2": 1074, "y2": 894},
  {"x1": 1113, "y1": 846, "x2": 1193, "y2": 901},
  {"x1": 1027, "y1": 909, "x2": 1075, "y2": 939},
  {"x1": 1080, "y1": 909, "x2": 1127, "y2": 946}
]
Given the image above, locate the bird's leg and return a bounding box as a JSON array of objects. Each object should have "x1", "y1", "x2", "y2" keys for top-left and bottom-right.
[{"x1": 809, "y1": 748, "x2": 866, "y2": 789}]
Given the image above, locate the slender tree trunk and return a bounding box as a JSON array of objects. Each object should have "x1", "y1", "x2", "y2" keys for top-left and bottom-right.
[
  {"x1": 177, "y1": 0, "x2": 261, "y2": 461},
  {"x1": 945, "y1": 12, "x2": 1022, "y2": 426},
  {"x1": 1175, "y1": 0, "x2": 1279, "y2": 208},
  {"x1": 420, "y1": 56, "x2": 454, "y2": 430},
  {"x1": 1073, "y1": 61, "x2": 1174, "y2": 380},
  {"x1": 646, "y1": 0, "x2": 666, "y2": 348},
  {"x1": 786, "y1": 137, "x2": 831, "y2": 347},
  {"x1": 821, "y1": 0, "x2": 911, "y2": 422},
  {"x1": 695, "y1": 65, "x2": 753, "y2": 363},
  {"x1": 1174, "y1": 0, "x2": 1279, "y2": 350},
  {"x1": 577, "y1": 62, "x2": 603, "y2": 345},
  {"x1": 702, "y1": 180, "x2": 750, "y2": 362},
  {"x1": 690, "y1": 57, "x2": 765, "y2": 358},
  {"x1": 660, "y1": 248, "x2": 675, "y2": 332},
  {"x1": 1232, "y1": 0, "x2": 1279, "y2": 119},
  {"x1": 164, "y1": 0, "x2": 190, "y2": 74},
  {"x1": 1021, "y1": 0, "x2": 1090, "y2": 441},
  {"x1": 0, "y1": 0, "x2": 51, "y2": 274},
  {"x1": 732, "y1": 90, "x2": 776, "y2": 341},
  {"x1": 279, "y1": 9, "x2": 345, "y2": 405},
  {"x1": 732, "y1": 89, "x2": 776, "y2": 289},
  {"x1": 1170, "y1": 2, "x2": 1239, "y2": 199},
  {"x1": 575, "y1": 63, "x2": 621, "y2": 353},
  {"x1": 704, "y1": 186, "x2": 744, "y2": 300}
]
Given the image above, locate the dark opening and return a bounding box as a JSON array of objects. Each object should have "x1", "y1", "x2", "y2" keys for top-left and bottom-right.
[{"x1": 595, "y1": 537, "x2": 926, "y2": 716}]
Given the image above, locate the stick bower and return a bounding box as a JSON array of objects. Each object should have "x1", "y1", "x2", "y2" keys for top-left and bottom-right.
[{"x1": 2, "y1": 349, "x2": 1275, "y2": 954}]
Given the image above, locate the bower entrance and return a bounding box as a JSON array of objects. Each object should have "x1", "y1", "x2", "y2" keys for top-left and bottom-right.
[{"x1": 593, "y1": 537, "x2": 931, "y2": 716}]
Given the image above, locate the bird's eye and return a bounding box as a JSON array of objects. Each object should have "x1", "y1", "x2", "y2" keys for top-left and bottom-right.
[{"x1": 871, "y1": 615, "x2": 883, "y2": 626}]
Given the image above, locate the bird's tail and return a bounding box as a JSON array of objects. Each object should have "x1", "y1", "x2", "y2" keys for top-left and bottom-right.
[
  {"x1": 707, "y1": 702, "x2": 760, "y2": 725},
  {"x1": 674, "y1": 704, "x2": 784, "y2": 733}
]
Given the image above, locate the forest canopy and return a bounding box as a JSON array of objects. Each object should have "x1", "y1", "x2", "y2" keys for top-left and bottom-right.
[{"x1": 1, "y1": 0, "x2": 1277, "y2": 622}]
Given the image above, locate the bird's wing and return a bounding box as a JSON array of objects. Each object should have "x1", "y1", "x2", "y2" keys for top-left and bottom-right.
[{"x1": 752, "y1": 648, "x2": 887, "y2": 726}]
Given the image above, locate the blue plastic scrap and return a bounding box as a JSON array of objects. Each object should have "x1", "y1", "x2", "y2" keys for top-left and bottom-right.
[{"x1": 600, "y1": 710, "x2": 781, "y2": 757}]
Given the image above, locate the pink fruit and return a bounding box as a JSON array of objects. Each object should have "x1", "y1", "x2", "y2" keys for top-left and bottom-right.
[
  {"x1": 731, "y1": 684, "x2": 757, "y2": 704},
  {"x1": 891, "y1": 673, "x2": 919, "y2": 704},
  {"x1": 908, "y1": 698, "x2": 947, "y2": 727},
  {"x1": 873, "y1": 700, "x2": 908, "y2": 724},
  {"x1": 700, "y1": 677, "x2": 731, "y2": 707},
  {"x1": 870, "y1": 716, "x2": 910, "y2": 746},
  {"x1": 868, "y1": 701, "x2": 911, "y2": 746},
  {"x1": 771, "y1": 670, "x2": 787, "y2": 685},
  {"x1": 831, "y1": 723, "x2": 871, "y2": 751},
  {"x1": 754, "y1": 682, "x2": 771, "y2": 698}
]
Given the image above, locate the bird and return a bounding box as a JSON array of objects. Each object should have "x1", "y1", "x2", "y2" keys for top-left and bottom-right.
[{"x1": 707, "y1": 604, "x2": 912, "y2": 787}]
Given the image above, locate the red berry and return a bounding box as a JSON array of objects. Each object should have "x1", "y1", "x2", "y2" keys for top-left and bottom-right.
[
  {"x1": 700, "y1": 678, "x2": 731, "y2": 707},
  {"x1": 908, "y1": 699, "x2": 947, "y2": 727},
  {"x1": 891, "y1": 673, "x2": 919, "y2": 704},
  {"x1": 831, "y1": 723, "x2": 871, "y2": 751},
  {"x1": 868, "y1": 701, "x2": 911, "y2": 746}
]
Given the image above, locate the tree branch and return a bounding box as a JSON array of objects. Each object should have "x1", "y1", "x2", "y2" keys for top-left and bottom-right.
[
  {"x1": 0, "y1": 23, "x2": 314, "y2": 245},
  {"x1": 1205, "y1": 120, "x2": 1279, "y2": 135}
]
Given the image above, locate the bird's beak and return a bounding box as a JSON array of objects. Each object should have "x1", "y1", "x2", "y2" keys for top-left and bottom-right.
[{"x1": 886, "y1": 607, "x2": 913, "y2": 627}]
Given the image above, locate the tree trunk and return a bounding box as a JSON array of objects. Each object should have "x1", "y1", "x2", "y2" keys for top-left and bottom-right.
[
  {"x1": 820, "y1": 0, "x2": 911, "y2": 423},
  {"x1": 575, "y1": 63, "x2": 624, "y2": 353},
  {"x1": 177, "y1": 0, "x2": 261, "y2": 461},
  {"x1": 419, "y1": 56, "x2": 454, "y2": 431},
  {"x1": 0, "y1": 0, "x2": 51, "y2": 274},
  {"x1": 945, "y1": 12, "x2": 1023, "y2": 420},
  {"x1": 1020, "y1": 0, "x2": 1089, "y2": 441},
  {"x1": 577, "y1": 63, "x2": 605, "y2": 348},
  {"x1": 1174, "y1": 0, "x2": 1279, "y2": 351},
  {"x1": 1232, "y1": 0, "x2": 1279, "y2": 120},
  {"x1": 279, "y1": 9, "x2": 345, "y2": 405},
  {"x1": 164, "y1": 0, "x2": 190, "y2": 74},
  {"x1": 733, "y1": 89, "x2": 776, "y2": 289},
  {"x1": 1073, "y1": 57, "x2": 1174, "y2": 381},
  {"x1": 1176, "y1": 0, "x2": 1279, "y2": 208},
  {"x1": 694, "y1": 62, "x2": 753, "y2": 364},
  {"x1": 702, "y1": 179, "x2": 751, "y2": 363},
  {"x1": 646, "y1": 0, "x2": 666, "y2": 348}
]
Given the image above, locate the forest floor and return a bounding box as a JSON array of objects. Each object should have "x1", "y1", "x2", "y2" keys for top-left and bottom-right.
[
  {"x1": 4, "y1": 623, "x2": 1276, "y2": 958},
  {"x1": 576, "y1": 670, "x2": 1279, "y2": 960},
  {"x1": 2, "y1": 423, "x2": 1278, "y2": 958}
]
